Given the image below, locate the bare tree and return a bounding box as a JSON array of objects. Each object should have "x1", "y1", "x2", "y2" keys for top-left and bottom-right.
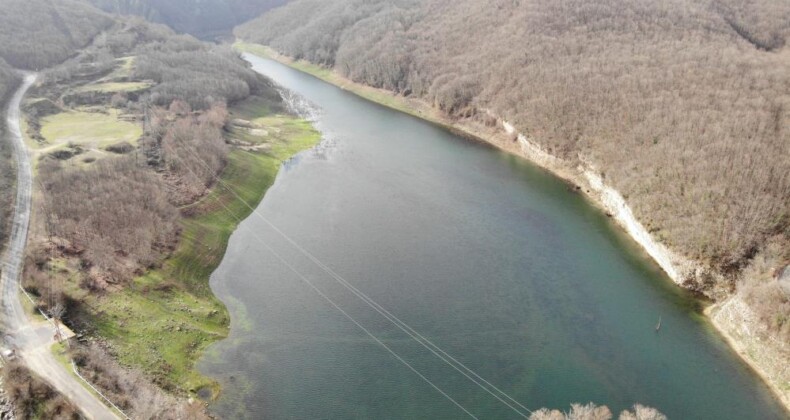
[{"x1": 528, "y1": 402, "x2": 665, "y2": 420}]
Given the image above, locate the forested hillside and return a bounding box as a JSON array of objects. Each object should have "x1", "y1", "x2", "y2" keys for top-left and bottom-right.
[
  {"x1": 0, "y1": 0, "x2": 113, "y2": 69},
  {"x1": 0, "y1": 0, "x2": 107, "y2": 247},
  {"x1": 87, "y1": 0, "x2": 285, "y2": 39},
  {"x1": 237, "y1": 0, "x2": 790, "y2": 361},
  {"x1": 238, "y1": 0, "x2": 790, "y2": 278},
  {"x1": 33, "y1": 20, "x2": 275, "y2": 271},
  {"x1": 0, "y1": 58, "x2": 20, "y2": 250},
  {"x1": 0, "y1": 60, "x2": 19, "y2": 102},
  {"x1": 12, "y1": 6, "x2": 312, "y2": 414},
  {"x1": 0, "y1": 0, "x2": 306, "y2": 413}
]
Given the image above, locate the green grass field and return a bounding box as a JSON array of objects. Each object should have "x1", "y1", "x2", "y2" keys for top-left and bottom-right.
[
  {"x1": 40, "y1": 109, "x2": 141, "y2": 148},
  {"x1": 70, "y1": 98, "x2": 321, "y2": 397},
  {"x1": 73, "y1": 57, "x2": 149, "y2": 93},
  {"x1": 76, "y1": 81, "x2": 151, "y2": 93},
  {"x1": 100, "y1": 56, "x2": 136, "y2": 81}
]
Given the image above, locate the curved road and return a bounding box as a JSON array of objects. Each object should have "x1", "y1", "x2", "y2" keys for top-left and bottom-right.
[{"x1": 1, "y1": 74, "x2": 118, "y2": 419}]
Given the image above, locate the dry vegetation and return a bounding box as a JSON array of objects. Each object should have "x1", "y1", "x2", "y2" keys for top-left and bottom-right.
[
  {"x1": 0, "y1": 58, "x2": 21, "y2": 248},
  {"x1": 153, "y1": 101, "x2": 230, "y2": 205},
  {"x1": 529, "y1": 402, "x2": 666, "y2": 420},
  {"x1": 21, "y1": 16, "x2": 273, "y2": 287},
  {"x1": 238, "y1": 0, "x2": 790, "y2": 334},
  {"x1": 0, "y1": 0, "x2": 113, "y2": 69},
  {"x1": 2, "y1": 4, "x2": 284, "y2": 412},
  {"x1": 37, "y1": 156, "x2": 179, "y2": 285},
  {"x1": 69, "y1": 341, "x2": 209, "y2": 419},
  {"x1": 2, "y1": 361, "x2": 79, "y2": 419},
  {"x1": 0, "y1": 58, "x2": 19, "y2": 106},
  {"x1": 133, "y1": 39, "x2": 269, "y2": 109}
]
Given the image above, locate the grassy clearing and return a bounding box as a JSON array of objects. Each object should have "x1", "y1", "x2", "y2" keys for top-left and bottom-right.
[
  {"x1": 69, "y1": 99, "x2": 321, "y2": 396},
  {"x1": 228, "y1": 95, "x2": 320, "y2": 150},
  {"x1": 72, "y1": 57, "x2": 148, "y2": 92},
  {"x1": 101, "y1": 56, "x2": 135, "y2": 81},
  {"x1": 19, "y1": 290, "x2": 48, "y2": 323},
  {"x1": 76, "y1": 81, "x2": 151, "y2": 93},
  {"x1": 51, "y1": 342, "x2": 71, "y2": 368},
  {"x1": 40, "y1": 109, "x2": 141, "y2": 149}
]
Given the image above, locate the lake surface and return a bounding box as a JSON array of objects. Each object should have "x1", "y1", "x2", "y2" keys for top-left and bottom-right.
[{"x1": 198, "y1": 53, "x2": 787, "y2": 419}]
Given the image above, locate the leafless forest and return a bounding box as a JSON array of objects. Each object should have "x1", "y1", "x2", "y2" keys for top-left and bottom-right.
[
  {"x1": 238, "y1": 0, "x2": 790, "y2": 339},
  {"x1": 0, "y1": 0, "x2": 113, "y2": 69},
  {"x1": 2, "y1": 361, "x2": 79, "y2": 419},
  {"x1": 529, "y1": 402, "x2": 666, "y2": 420},
  {"x1": 238, "y1": 0, "x2": 789, "y2": 271},
  {"x1": 38, "y1": 157, "x2": 179, "y2": 285},
  {"x1": 0, "y1": 2, "x2": 281, "y2": 413},
  {"x1": 22, "y1": 17, "x2": 273, "y2": 286},
  {"x1": 0, "y1": 59, "x2": 19, "y2": 247}
]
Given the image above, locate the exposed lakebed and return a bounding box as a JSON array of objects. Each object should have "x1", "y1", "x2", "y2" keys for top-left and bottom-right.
[{"x1": 198, "y1": 54, "x2": 786, "y2": 419}]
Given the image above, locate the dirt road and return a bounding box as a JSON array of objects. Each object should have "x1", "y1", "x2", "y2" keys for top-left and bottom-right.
[{"x1": 1, "y1": 74, "x2": 119, "y2": 420}]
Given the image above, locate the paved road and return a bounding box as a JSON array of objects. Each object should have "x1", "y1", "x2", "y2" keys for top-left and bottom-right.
[{"x1": 1, "y1": 74, "x2": 119, "y2": 420}]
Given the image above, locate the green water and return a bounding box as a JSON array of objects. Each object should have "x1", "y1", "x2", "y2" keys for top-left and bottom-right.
[{"x1": 198, "y1": 54, "x2": 787, "y2": 419}]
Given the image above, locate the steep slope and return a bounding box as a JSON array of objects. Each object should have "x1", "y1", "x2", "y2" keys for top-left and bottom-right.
[
  {"x1": 237, "y1": 0, "x2": 789, "y2": 300},
  {"x1": 0, "y1": 0, "x2": 114, "y2": 69},
  {"x1": 237, "y1": 0, "x2": 790, "y2": 407},
  {"x1": 14, "y1": 9, "x2": 319, "y2": 415},
  {"x1": 0, "y1": 1, "x2": 297, "y2": 416}
]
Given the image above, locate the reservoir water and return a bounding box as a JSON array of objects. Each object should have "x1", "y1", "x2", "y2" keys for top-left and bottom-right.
[{"x1": 198, "y1": 53, "x2": 787, "y2": 419}]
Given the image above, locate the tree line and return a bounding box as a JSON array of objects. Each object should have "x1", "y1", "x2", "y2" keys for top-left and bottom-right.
[
  {"x1": 237, "y1": 0, "x2": 790, "y2": 342},
  {"x1": 238, "y1": 0, "x2": 790, "y2": 271},
  {"x1": 24, "y1": 15, "x2": 279, "y2": 286},
  {"x1": 0, "y1": 0, "x2": 114, "y2": 69},
  {"x1": 0, "y1": 58, "x2": 20, "y2": 248},
  {"x1": 17, "y1": 9, "x2": 286, "y2": 416}
]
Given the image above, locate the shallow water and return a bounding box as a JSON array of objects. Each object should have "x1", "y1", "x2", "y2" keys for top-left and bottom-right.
[{"x1": 198, "y1": 54, "x2": 786, "y2": 419}]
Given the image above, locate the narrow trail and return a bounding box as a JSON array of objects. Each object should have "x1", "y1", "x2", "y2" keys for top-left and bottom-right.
[{"x1": 0, "y1": 73, "x2": 118, "y2": 420}]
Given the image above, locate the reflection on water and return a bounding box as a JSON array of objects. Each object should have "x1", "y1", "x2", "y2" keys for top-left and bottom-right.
[{"x1": 198, "y1": 55, "x2": 787, "y2": 419}]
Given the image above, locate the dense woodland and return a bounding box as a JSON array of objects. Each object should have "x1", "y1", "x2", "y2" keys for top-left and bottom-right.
[
  {"x1": 0, "y1": 0, "x2": 279, "y2": 418},
  {"x1": 239, "y1": 0, "x2": 790, "y2": 335},
  {"x1": 37, "y1": 156, "x2": 179, "y2": 285},
  {"x1": 0, "y1": 0, "x2": 113, "y2": 69},
  {"x1": 0, "y1": 0, "x2": 786, "y2": 417},
  {"x1": 24, "y1": 17, "x2": 273, "y2": 286},
  {"x1": 0, "y1": 59, "x2": 20, "y2": 248},
  {"x1": 238, "y1": 0, "x2": 790, "y2": 273},
  {"x1": 0, "y1": 59, "x2": 19, "y2": 104},
  {"x1": 88, "y1": 0, "x2": 285, "y2": 39}
]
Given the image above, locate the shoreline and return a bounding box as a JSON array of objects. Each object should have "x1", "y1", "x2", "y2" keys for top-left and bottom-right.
[
  {"x1": 706, "y1": 298, "x2": 790, "y2": 410},
  {"x1": 234, "y1": 41, "x2": 790, "y2": 413},
  {"x1": 19, "y1": 89, "x2": 323, "y2": 400}
]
